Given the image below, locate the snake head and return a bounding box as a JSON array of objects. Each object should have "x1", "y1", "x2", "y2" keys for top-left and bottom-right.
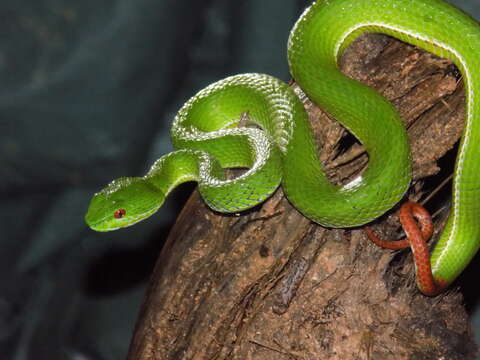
[{"x1": 85, "y1": 177, "x2": 165, "y2": 232}]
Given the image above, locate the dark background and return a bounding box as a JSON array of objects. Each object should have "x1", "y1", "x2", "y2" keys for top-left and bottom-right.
[{"x1": 1, "y1": 1, "x2": 479, "y2": 359}]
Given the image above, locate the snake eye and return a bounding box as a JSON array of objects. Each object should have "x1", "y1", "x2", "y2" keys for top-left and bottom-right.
[{"x1": 114, "y1": 209, "x2": 126, "y2": 219}]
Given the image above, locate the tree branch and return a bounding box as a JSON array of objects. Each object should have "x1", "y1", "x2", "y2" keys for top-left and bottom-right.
[{"x1": 127, "y1": 34, "x2": 476, "y2": 360}]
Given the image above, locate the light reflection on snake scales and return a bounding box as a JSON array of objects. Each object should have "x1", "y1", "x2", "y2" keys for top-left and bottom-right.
[{"x1": 85, "y1": 0, "x2": 480, "y2": 294}]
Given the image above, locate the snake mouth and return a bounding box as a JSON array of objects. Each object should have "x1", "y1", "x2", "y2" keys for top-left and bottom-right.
[{"x1": 84, "y1": 213, "x2": 112, "y2": 232}]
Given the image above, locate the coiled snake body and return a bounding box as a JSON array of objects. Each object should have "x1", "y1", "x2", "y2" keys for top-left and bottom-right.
[{"x1": 86, "y1": 0, "x2": 480, "y2": 295}]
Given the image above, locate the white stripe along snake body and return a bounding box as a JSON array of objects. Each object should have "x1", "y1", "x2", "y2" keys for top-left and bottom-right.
[{"x1": 85, "y1": 0, "x2": 480, "y2": 295}]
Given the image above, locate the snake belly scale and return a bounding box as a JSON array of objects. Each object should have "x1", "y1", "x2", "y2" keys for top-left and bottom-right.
[{"x1": 85, "y1": 0, "x2": 480, "y2": 293}]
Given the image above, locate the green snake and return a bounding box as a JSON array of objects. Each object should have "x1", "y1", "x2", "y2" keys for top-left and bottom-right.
[{"x1": 85, "y1": 0, "x2": 480, "y2": 295}]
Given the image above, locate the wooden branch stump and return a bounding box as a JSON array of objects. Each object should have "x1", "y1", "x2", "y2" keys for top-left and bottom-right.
[{"x1": 127, "y1": 34, "x2": 477, "y2": 360}]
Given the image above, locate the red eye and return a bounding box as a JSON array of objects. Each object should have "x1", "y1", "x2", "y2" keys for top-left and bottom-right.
[{"x1": 114, "y1": 209, "x2": 126, "y2": 219}]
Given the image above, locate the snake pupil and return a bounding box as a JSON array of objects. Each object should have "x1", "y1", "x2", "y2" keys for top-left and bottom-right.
[{"x1": 114, "y1": 209, "x2": 126, "y2": 219}]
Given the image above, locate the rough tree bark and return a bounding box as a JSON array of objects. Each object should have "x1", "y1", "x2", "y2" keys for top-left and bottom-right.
[{"x1": 127, "y1": 34, "x2": 477, "y2": 359}]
